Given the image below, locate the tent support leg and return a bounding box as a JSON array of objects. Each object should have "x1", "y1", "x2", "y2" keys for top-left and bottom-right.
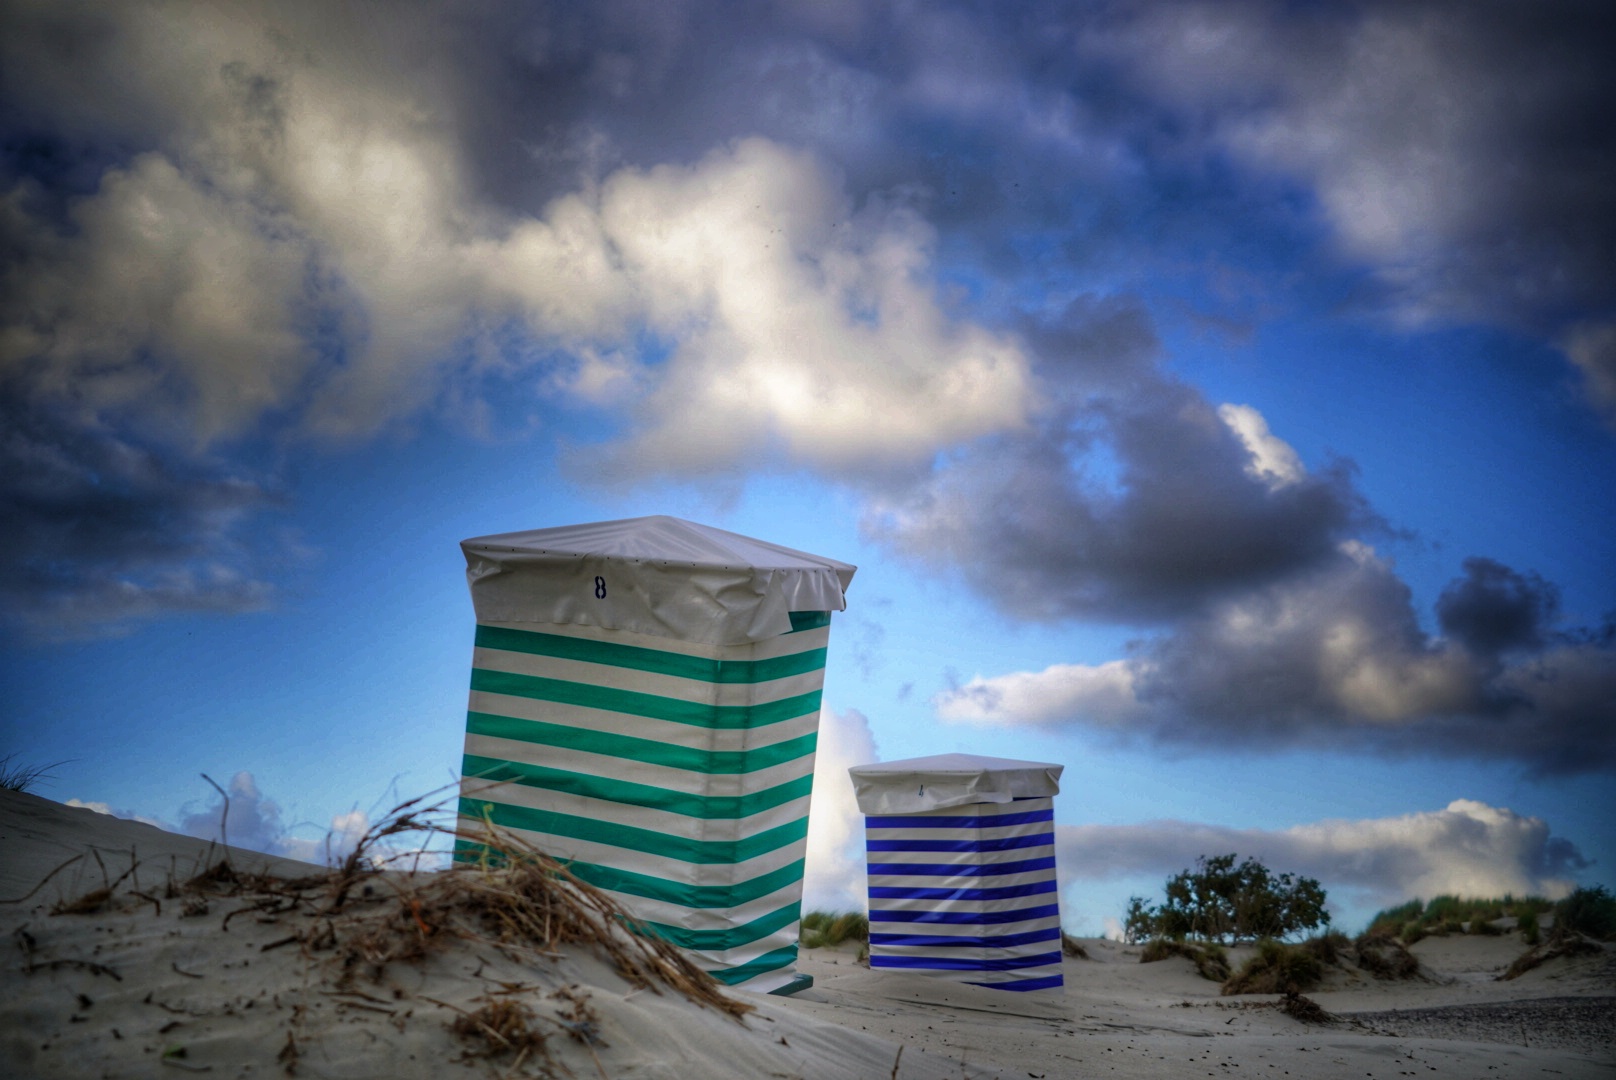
[{"x1": 766, "y1": 974, "x2": 814, "y2": 996}]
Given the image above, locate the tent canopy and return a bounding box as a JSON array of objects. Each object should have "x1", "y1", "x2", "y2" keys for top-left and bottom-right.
[
  {"x1": 462, "y1": 515, "x2": 855, "y2": 646},
  {"x1": 849, "y1": 753, "x2": 1063, "y2": 814}
]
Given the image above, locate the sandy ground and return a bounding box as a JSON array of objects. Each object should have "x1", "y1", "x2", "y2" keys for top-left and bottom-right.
[
  {"x1": 780, "y1": 927, "x2": 1615, "y2": 1078},
  {"x1": 3, "y1": 788, "x2": 1612, "y2": 1079}
]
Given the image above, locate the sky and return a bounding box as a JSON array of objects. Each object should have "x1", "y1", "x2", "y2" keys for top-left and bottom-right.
[{"x1": 2, "y1": 0, "x2": 1613, "y2": 937}]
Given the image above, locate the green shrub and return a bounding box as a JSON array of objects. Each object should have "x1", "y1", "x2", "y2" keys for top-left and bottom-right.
[
  {"x1": 1400, "y1": 920, "x2": 1427, "y2": 945},
  {"x1": 1126, "y1": 854, "x2": 1330, "y2": 944},
  {"x1": 1555, "y1": 886, "x2": 1616, "y2": 941},
  {"x1": 1517, "y1": 909, "x2": 1540, "y2": 945},
  {"x1": 1365, "y1": 900, "x2": 1422, "y2": 938},
  {"x1": 1467, "y1": 916, "x2": 1502, "y2": 936},
  {"x1": 1222, "y1": 940, "x2": 1324, "y2": 995}
]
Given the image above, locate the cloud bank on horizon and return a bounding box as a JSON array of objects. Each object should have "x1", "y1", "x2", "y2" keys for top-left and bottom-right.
[
  {"x1": 1057, "y1": 799, "x2": 1590, "y2": 919},
  {"x1": 4, "y1": 0, "x2": 1613, "y2": 902}
]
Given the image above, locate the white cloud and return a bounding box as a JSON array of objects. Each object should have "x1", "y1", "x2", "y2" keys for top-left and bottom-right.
[
  {"x1": 937, "y1": 660, "x2": 1143, "y2": 727},
  {"x1": 1057, "y1": 799, "x2": 1589, "y2": 909},
  {"x1": 175, "y1": 770, "x2": 378, "y2": 867},
  {"x1": 1, "y1": 153, "x2": 317, "y2": 443},
  {"x1": 1217, "y1": 403, "x2": 1304, "y2": 489},
  {"x1": 65, "y1": 798, "x2": 170, "y2": 830},
  {"x1": 274, "y1": 808, "x2": 372, "y2": 867},
  {"x1": 575, "y1": 139, "x2": 1033, "y2": 479},
  {"x1": 802, "y1": 705, "x2": 877, "y2": 912}
]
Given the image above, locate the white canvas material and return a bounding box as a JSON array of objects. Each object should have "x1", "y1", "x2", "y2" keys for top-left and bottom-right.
[
  {"x1": 455, "y1": 517, "x2": 854, "y2": 994},
  {"x1": 853, "y1": 755, "x2": 1065, "y2": 993},
  {"x1": 461, "y1": 515, "x2": 855, "y2": 646},
  {"x1": 849, "y1": 753, "x2": 1063, "y2": 814}
]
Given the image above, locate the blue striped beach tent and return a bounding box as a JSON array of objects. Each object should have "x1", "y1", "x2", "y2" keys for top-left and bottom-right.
[
  {"x1": 850, "y1": 754, "x2": 1065, "y2": 993},
  {"x1": 454, "y1": 516, "x2": 854, "y2": 994}
]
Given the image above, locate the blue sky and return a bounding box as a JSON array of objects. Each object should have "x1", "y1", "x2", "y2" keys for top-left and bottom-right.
[{"x1": 2, "y1": 0, "x2": 1613, "y2": 936}]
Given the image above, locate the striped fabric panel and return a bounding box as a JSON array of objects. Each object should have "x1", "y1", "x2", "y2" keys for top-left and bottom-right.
[
  {"x1": 455, "y1": 614, "x2": 830, "y2": 993},
  {"x1": 865, "y1": 796, "x2": 1063, "y2": 992}
]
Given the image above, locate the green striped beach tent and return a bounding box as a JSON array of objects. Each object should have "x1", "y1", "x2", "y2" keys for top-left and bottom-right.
[
  {"x1": 455, "y1": 516, "x2": 855, "y2": 994},
  {"x1": 850, "y1": 754, "x2": 1066, "y2": 992}
]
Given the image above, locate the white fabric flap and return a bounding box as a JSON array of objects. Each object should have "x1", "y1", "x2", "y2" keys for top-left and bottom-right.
[
  {"x1": 461, "y1": 515, "x2": 855, "y2": 646},
  {"x1": 848, "y1": 753, "x2": 1064, "y2": 814}
]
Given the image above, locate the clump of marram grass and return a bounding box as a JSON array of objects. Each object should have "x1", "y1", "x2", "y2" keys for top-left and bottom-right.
[
  {"x1": 1555, "y1": 886, "x2": 1616, "y2": 941},
  {"x1": 1222, "y1": 940, "x2": 1324, "y2": 996},
  {"x1": 1365, "y1": 894, "x2": 1554, "y2": 946},
  {"x1": 1517, "y1": 908, "x2": 1541, "y2": 945},
  {"x1": 799, "y1": 910, "x2": 869, "y2": 949},
  {"x1": 0, "y1": 754, "x2": 68, "y2": 794},
  {"x1": 1364, "y1": 899, "x2": 1422, "y2": 939},
  {"x1": 1140, "y1": 938, "x2": 1230, "y2": 982}
]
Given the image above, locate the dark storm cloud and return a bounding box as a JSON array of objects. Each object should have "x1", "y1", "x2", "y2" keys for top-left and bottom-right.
[
  {"x1": 1075, "y1": 1, "x2": 1616, "y2": 324},
  {"x1": 1437, "y1": 557, "x2": 1560, "y2": 657},
  {"x1": 0, "y1": 391, "x2": 277, "y2": 638},
  {"x1": 938, "y1": 550, "x2": 1616, "y2": 775},
  {"x1": 865, "y1": 298, "x2": 1377, "y2": 622}
]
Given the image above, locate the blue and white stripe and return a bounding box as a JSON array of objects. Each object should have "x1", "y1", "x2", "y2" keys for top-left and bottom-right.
[{"x1": 864, "y1": 797, "x2": 1063, "y2": 992}]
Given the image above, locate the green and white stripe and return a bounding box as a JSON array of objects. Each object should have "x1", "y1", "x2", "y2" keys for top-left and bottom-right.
[{"x1": 456, "y1": 611, "x2": 830, "y2": 992}]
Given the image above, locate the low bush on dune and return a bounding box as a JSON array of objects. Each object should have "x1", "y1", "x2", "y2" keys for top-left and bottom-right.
[
  {"x1": 1299, "y1": 930, "x2": 1351, "y2": 966},
  {"x1": 1366, "y1": 894, "x2": 1552, "y2": 945},
  {"x1": 1215, "y1": 929, "x2": 1424, "y2": 994},
  {"x1": 1363, "y1": 900, "x2": 1422, "y2": 939},
  {"x1": 1222, "y1": 940, "x2": 1324, "y2": 995},
  {"x1": 1555, "y1": 886, "x2": 1616, "y2": 941},
  {"x1": 1125, "y1": 854, "x2": 1329, "y2": 945},
  {"x1": 799, "y1": 911, "x2": 869, "y2": 950},
  {"x1": 1500, "y1": 926, "x2": 1604, "y2": 980},
  {"x1": 1139, "y1": 938, "x2": 1230, "y2": 981},
  {"x1": 1353, "y1": 932, "x2": 1421, "y2": 979}
]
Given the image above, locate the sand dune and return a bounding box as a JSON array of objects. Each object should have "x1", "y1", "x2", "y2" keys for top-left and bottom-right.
[{"x1": 3, "y1": 788, "x2": 1611, "y2": 1079}]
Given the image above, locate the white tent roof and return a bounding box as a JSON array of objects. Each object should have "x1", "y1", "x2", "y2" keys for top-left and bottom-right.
[
  {"x1": 848, "y1": 753, "x2": 1063, "y2": 814},
  {"x1": 461, "y1": 515, "x2": 855, "y2": 645}
]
